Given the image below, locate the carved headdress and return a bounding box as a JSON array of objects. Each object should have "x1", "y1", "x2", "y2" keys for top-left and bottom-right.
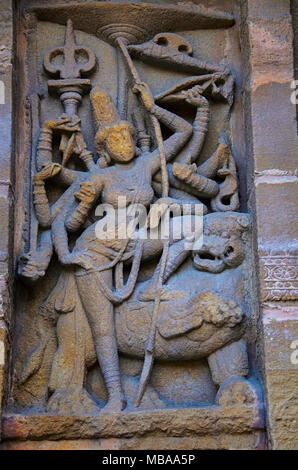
[{"x1": 90, "y1": 87, "x2": 135, "y2": 164}]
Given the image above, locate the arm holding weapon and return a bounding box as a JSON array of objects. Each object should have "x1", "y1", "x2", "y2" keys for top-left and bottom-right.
[{"x1": 19, "y1": 116, "x2": 92, "y2": 282}]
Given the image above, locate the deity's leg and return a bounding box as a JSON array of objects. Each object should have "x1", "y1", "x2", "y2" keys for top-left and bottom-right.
[
  {"x1": 47, "y1": 306, "x2": 99, "y2": 414},
  {"x1": 76, "y1": 262, "x2": 126, "y2": 413}
]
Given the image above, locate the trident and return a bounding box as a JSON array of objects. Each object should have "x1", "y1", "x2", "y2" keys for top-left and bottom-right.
[
  {"x1": 44, "y1": 19, "x2": 96, "y2": 167},
  {"x1": 22, "y1": 21, "x2": 96, "y2": 272}
]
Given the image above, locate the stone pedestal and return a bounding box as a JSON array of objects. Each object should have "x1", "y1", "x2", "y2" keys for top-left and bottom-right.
[{"x1": 1, "y1": 406, "x2": 265, "y2": 450}]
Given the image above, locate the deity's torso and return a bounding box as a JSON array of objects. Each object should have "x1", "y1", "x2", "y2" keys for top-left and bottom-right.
[
  {"x1": 93, "y1": 154, "x2": 155, "y2": 208},
  {"x1": 73, "y1": 154, "x2": 155, "y2": 263}
]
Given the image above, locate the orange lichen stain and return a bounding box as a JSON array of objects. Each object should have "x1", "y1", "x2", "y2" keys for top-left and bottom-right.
[
  {"x1": 251, "y1": 69, "x2": 292, "y2": 91},
  {"x1": 1, "y1": 438, "x2": 122, "y2": 451},
  {"x1": 2, "y1": 416, "x2": 30, "y2": 441}
]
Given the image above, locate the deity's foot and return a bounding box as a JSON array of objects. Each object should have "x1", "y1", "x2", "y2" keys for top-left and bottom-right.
[
  {"x1": 215, "y1": 376, "x2": 260, "y2": 406},
  {"x1": 101, "y1": 393, "x2": 127, "y2": 414},
  {"x1": 47, "y1": 386, "x2": 100, "y2": 414}
]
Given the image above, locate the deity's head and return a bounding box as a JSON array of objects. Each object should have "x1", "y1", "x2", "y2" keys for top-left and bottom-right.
[{"x1": 90, "y1": 87, "x2": 136, "y2": 165}]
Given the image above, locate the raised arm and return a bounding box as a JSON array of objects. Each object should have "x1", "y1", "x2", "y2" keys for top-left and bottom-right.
[
  {"x1": 175, "y1": 86, "x2": 210, "y2": 164},
  {"x1": 36, "y1": 117, "x2": 80, "y2": 170},
  {"x1": 132, "y1": 82, "x2": 192, "y2": 174},
  {"x1": 33, "y1": 161, "x2": 84, "y2": 227},
  {"x1": 34, "y1": 117, "x2": 93, "y2": 226},
  {"x1": 33, "y1": 163, "x2": 61, "y2": 228}
]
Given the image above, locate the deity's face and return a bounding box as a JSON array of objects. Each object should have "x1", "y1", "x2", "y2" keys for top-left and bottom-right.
[{"x1": 105, "y1": 126, "x2": 136, "y2": 163}]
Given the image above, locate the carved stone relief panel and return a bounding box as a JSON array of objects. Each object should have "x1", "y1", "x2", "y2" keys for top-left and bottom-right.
[{"x1": 4, "y1": 0, "x2": 265, "y2": 448}]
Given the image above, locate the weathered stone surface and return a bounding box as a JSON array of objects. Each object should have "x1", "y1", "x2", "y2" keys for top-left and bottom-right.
[
  {"x1": 248, "y1": 0, "x2": 291, "y2": 18},
  {"x1": 0, "y1": 325, "x2": 7, "y2": 441},
  {"x1": 250, "y1": 81, "x2": 298, "y2": 172},
  {"x1": 0, "y1": 0, "x2": 297, "y2": 451},
  {"x1": 216, "y1": 377, "x2": 260, "y2": 407},
  {"x1": 1, "y1": 439, "x2": 119, "y2": 451},
  {"x1": 263, "y1": 307, "x2": 298, "y2": 449},
  {"x1": 265, "y1": 370, "x2": 298, "y2": 450},
  {"x1": 1, "y1": 432, "x2": 265, "y2": 450},
  {"x1": 11, "y1": 1, "x2": 258, "y2": 428},
  {"x1": 255, "y1": 179, "x2": 298, "y2": 246},
  {"x1": 208, "y1": 339, "x2": 249, "y2": 385},
  {"x1": 246, "y1": 11, "x2": 298, "y2": 173},
  {"x1": 0, "y1": 0, "x2": 13, "y2": 182},
  {"x1": 248, "y1": 17, "x2": 294, "y2": 68},
  {"x1": 242, "y1": 0, "x2": 298, "y2": 450},
  {"x1": 0, "y1": 184, "x2": 13, "y2": 270},
  {"x1": 1, "y1": 405, "x2": 265, "y2": 442},
  {"x1": 151, "y1": 360, "x2": 217, "y2": 406},
  {"x1": 0, "y1": 0, "x2": 12, "y2": 434},
  {"x1": 0, "y1": 274, "x2": 10, "y2": 442},
  {"x1": 292, "y1": 0, "x2": 298, "y2": 130},
  {"x1": 293, "y1": 0, "x2": 298, "y2": 78}
]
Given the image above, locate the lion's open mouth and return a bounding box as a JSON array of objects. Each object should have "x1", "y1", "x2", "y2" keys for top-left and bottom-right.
[{"x1": 193, "y1": 252, "x2": 225, "y2": 273}]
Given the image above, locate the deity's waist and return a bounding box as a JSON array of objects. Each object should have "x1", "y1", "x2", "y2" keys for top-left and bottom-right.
[{"x1": 74, "y1": 239, "x2": 137, "y2": 277}]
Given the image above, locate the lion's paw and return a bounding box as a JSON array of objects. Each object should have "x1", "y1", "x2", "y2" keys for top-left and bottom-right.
[{"x1": 215, "y1": 376, "x2": 260, "y2": 406}]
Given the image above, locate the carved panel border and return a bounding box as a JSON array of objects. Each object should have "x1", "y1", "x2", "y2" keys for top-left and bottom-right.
[{"x1": 259, "y1": 248, "x2": 298, "y2": 301}]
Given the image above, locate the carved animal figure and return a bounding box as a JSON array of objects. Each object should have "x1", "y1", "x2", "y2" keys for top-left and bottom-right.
[{"x1": 19, "y1": 212, "x2": 258, "y2": 413}]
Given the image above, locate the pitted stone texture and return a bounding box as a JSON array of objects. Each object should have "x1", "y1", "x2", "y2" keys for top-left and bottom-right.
[
  {"x1": 0, "y1": 0, "x2": 12, "y2": 72},
  {"x1": 0, "y1": 433, "x2": 265, "y2": 450},
  {"x1": 0, "y1": 0, "x2": 12, "y2": 432},
  {"x1": 0, "y1": 280, "x2": 10, "y2": 428},
  {"x1": 0, "y1": 325, "x2": 7, "y2": 437},
  {"x1": 0, "y1": 0, "x2": 13, "y2": 181},
  {"x1": 0, "y1": 185, "x2": 13, "y2": 272},
  {"x1": 216, "y1": 377, "x2": 259, "y2": 407},
  {"x1": 248, "y1": 17, "x2": 293, "y2": 67},
  {"x1": 0, "y1": 275, "x2": 10, "y2": 440},
  {"x1": 263, "y1": 307, "x2": 298, "y2": 449},
  {"x1": 151, "y1": 360, "x2": 217, "y2": 406},
  {"x1": 1, "y1": 405, "x2": 265, "y2": 443},
  {"x1": 245, "y1": 0, "x2": 298, "y2": 173},
  {"x1": 2, "y1": 0, "x2": 291, "y2": 452},
  {"x1": 250, "y1": 81, "x2": 298, "y2": 173},
  {"x1": 255, "y1": 180, "x2": 298, "y2": 246},
  {"x1": 265, "y1": 369, "x2": 298, "y2": 450},
  {"x1": 208, "y1": 340, "x2": 249, "y2": 385},
  {"x1": 243, "y1": 0, "x2": 297, "y2": 450},
  {"x1": 248, "y1": 0, "x2": 292, "y2": 18}
]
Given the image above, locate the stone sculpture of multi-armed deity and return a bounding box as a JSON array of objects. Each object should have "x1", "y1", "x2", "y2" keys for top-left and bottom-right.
[{"x1": 3, "y1": 1, "x2": 265, "y2": 449}]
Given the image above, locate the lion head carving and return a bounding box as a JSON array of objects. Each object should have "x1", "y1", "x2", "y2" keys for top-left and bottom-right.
[{"x1": 193, "y1": 212, "x2": 251, "y2": 273}]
